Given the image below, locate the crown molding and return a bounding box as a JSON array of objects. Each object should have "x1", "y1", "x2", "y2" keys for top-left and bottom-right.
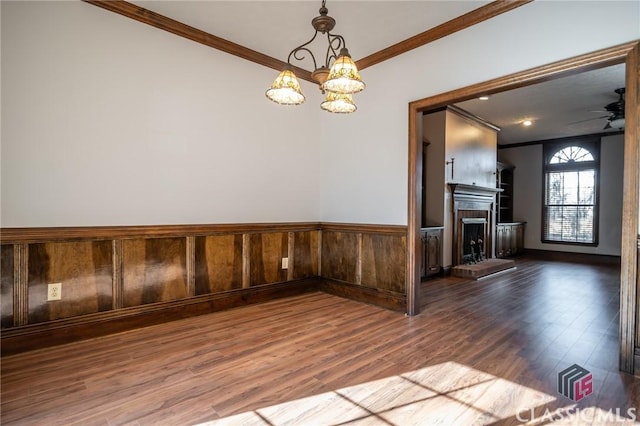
[
  {"x1": 83, "y1": 0, "x2": 530, "y2": 83},
  {"x1": 82, "y1": 0, "x2": 314, "y2": 82},
  {"x1": 356, "y1": 0, "x2": 533, "y2": 70}
]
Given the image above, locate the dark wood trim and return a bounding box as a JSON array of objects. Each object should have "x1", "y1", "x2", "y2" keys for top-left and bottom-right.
[
  {"x1": 317, "y1": 278, "x2": 406, "y2": 313},
  {"x1": 0, "y1": 222, "x2": 322, "y2": 244},
  {"x1": 410, "y1": 41, "x2": 637, "y2": 112},
  {"x1": 356, "y1": 233, "x2": 363, "y2": 285},
  {"x1": 407, "y1": 108, "x2": 421, "y2": 316},
  {"x1": 287, "y1": 232, "x2": 295, "y2": 282},
  {"x1": 620, "y1": 43, "x2": 640, "y2": 374},
  {"x1": 356, "y1": 0, "x2": 533, "y2": 71},
  {"x1": 112, "y1": 240, "x2": 124, "y2": 309},
  {"x1": 83, "y1": 0, "x2": 530, "y2": 86},
  {"x1": 0, "y1": 222, "x2": 407, "y2": 242},
  {"x1": 408, "y1": 41, "x2": 639, "y2": 373},
  {"x1": 242, "y1": 233, "x2": 251, "y2": 289},
  {"x1": 319, "y1": 222, "x2": 407, "y2": 235},
  {"x1": 81, "y1": 0, "x2": 314, "y2": 83},
  {"x1": 1, "y1": 278, "x2": 319, "y2": 356},
  {"x1": 186, "y1": 236, "x2": 196, "y2": 297},
  {"x1": 498, "y1": 130, "x2": 624, "y2": 149},
  {"x1": 13, "y1": 245, "x2": 28, "y2": 327}
]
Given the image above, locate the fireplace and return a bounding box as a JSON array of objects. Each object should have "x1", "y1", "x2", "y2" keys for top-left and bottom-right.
[
  {"x1": 449, "y1": 183, "x2": 501, "y2": 265},
  {"x1": 461, "y1": 218, "x2": 487, "y2": 264}
]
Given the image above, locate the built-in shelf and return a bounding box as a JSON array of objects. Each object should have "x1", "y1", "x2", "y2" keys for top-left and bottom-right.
[{"x1": 496, "y1": 162, "x2": 513, "y2": 223}]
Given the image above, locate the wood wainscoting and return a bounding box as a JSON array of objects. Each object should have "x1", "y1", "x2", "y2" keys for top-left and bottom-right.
[
  {"x1": 0, "y1": 222, "x2": 407, "y2": 355},
  {"x1": 318, "y1": 223, "x2": 407, "y2": 312}
]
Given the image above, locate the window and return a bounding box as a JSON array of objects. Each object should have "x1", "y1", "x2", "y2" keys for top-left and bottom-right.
[{"x1": 543, "y1": 141, "x2": 599, "y2": 245}]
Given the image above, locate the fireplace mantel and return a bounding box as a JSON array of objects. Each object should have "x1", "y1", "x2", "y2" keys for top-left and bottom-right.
[{"x1": 448, "y1": 183, "x2": 502, "y2": 196}]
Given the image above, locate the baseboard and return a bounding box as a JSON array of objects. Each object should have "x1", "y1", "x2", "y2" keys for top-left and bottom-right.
[
  {"x1": 1, "y1": 277, "x2": 410, "y2": 355},
  {"x1": 1, "y1": 278, "x2": 319, "y2": 356},
  {"x1": 524, "y1": 249, "x2": 621, "y2": 265},
  {"x1": 317, "y1": 278, "x2": 406, "y2": 313}
]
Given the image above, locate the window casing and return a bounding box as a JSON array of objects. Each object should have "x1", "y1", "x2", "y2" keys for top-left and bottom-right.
[{"x1": 542, "y1": 140, "x2": 600, "y2": 246}]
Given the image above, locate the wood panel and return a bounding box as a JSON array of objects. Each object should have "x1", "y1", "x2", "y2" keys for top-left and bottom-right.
[
  {"x1": 27, "y1": 241, "x2": 112, "y2": 324},
  {"x1": 1, "y1": 245, "x2": 14, "y2": 328},
  {"x1": 194, "y1": 235, "x2": 243, "y2": 295},
  {"x1": 421, "y1": 228, "x2": 443, "y2": 278},
  {"x1": 321, "y1": 231, "x2": 359, "y2": 284},
  {"x1": 250, "y1": 233, "x2": 288, "y2": 286},
  {"x1": 361, "y1": 234, "x2": 406, "y2": 293},
  {"x1": 122, "y1": 238, "x2": 187, "y2": 307},
  {"x1": 292, "y1": 231, "x2": 319, "y2": 280}
]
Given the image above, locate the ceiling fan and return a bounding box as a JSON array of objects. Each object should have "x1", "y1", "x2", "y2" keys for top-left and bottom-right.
[{"x1": 574, "y1": 88, "x2": 626, "y2": 129}]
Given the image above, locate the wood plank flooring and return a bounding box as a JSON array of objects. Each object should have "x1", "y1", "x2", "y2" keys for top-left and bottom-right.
[{"x1": 2, "y1": 256, "x2": 639, "y2": 425}]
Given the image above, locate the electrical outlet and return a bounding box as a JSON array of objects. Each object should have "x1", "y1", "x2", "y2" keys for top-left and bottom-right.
[
  {"x1": 281, "y1": 257, "x2": 289, "y2": 269},
  {"x1": 48, "y1": 283, "x2": 62, "y2": 301}
]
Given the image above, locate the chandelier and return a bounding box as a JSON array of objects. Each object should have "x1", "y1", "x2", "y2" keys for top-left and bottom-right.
[{"x1": 265, "y1": 0, "x2": 365, "y2": 113}]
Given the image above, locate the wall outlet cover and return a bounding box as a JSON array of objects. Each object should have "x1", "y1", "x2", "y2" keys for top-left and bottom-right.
[{"x1": 48, "y1": 283, "x2": 62, "y2": 301}]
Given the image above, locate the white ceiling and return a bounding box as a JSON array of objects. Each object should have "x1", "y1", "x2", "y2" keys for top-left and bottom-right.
[
  {"x1": 456, "y1": 64, "x2": 626, "y2": 145},
  {"x1": 125, "y1": 1, "x2": 626, "y2": 145}
]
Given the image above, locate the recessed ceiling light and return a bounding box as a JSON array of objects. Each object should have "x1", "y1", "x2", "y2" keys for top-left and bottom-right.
[
  {"x1": 479, "y1": 96, "x2": 490, "y2": 101},
  {"x1": 522, "y1": 120, "x2": 533, "y2": 126}
]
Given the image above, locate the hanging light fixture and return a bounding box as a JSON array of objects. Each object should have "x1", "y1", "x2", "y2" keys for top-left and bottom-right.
[
  {"x1": 265, "y1": 65, "x2": 305, "y2": 105},
  {"x1": 320, "y1": 91, "x2": 356, "y2": 114},
  {"x1": 265, "y1": 0, "x2": 365, "y2": 113}
]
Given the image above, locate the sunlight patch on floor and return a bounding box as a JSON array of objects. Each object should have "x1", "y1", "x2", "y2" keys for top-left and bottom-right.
[{"x1": 198, "y1": 361, "x2": 560, "y2": 425}]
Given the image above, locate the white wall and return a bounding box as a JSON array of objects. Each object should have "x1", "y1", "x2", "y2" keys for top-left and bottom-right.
[
  {"x1": 1, "y1": 1, "x2": 321, "y2": 227},
  {"x1": 319, "y1": 0, "x2": 639, "y2": 224},
  {"x1": 498, "y1": 134, "x2": 624, "y2": 256}
]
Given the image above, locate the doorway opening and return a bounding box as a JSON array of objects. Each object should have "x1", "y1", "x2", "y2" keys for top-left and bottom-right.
[{"x1": 405, "y1": 41, "x2": 639, "y2": 374}]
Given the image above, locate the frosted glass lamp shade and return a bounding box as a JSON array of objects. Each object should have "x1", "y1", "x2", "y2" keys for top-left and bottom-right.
[
  {"x1": 320, "y1": 91, "x2": 357, "y2": 114},
  {"x1": 265, "y1": 68, "x2": 305, "y2": 105},
  {"x1": 322, "y1": 48, "x2": 365, "y2": 94}
]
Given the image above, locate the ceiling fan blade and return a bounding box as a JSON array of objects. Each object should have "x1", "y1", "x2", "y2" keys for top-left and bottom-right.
[{"x1": 568, "y1": 115, "x2": 609, "y2": 125}]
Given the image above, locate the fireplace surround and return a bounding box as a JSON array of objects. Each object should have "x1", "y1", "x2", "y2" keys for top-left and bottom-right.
[{"x1": 449, "y1": 183, "x2": 501, "y2": 265}]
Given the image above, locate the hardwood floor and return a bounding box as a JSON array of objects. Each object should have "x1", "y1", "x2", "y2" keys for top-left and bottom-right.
[{"x1": 2, "y1": 256, "x2": 639, "y2": 425}]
